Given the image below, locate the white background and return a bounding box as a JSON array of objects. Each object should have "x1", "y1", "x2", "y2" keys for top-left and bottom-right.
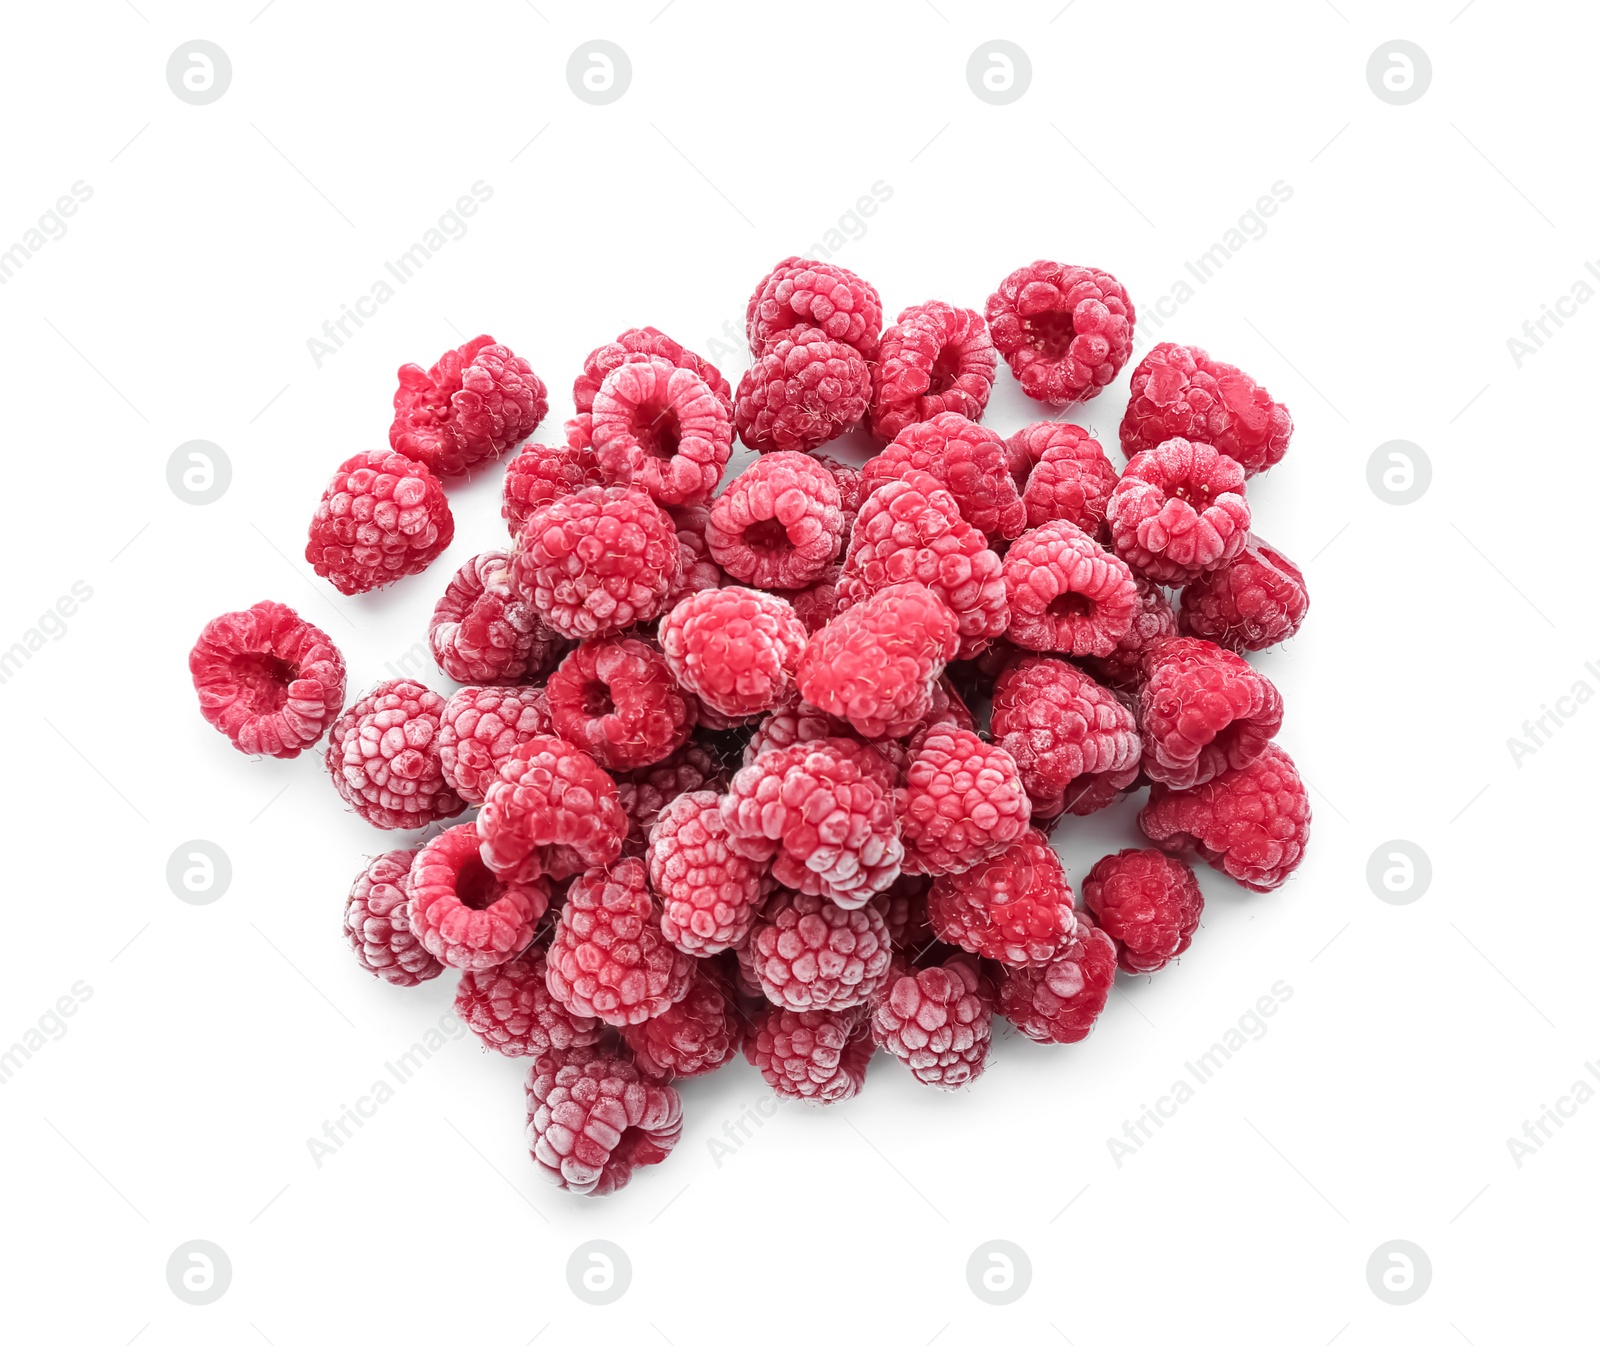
[{"x1": 0, "y1": 1, "x2": 1592, "y2": 1342}]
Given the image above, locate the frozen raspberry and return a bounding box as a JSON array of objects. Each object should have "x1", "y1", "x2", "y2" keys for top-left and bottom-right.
[
  {"x1": 1080, "y1": 577, "x2": 1179, "y2": 691},
  {"x1": 479, "y1": 736, "x2": 626, "y2": 881},
  {"x1": 526, "y1": 1049, "x2": 682, "y2": 1196},
  {"x1": 546, "y1": 637, "x2": 695, "y2": 772},
  {"x1": 869, "y1": 301, "x2": 997, "y2": 443},
  {"x1": 565, "y1": 413, "x2": 594, "y2": 449},
  {"x1": 896, "y1": 728, "x2": 1031, "y2": 877},
  {"x1": 1120, "y1": 342, "x2": 1292, "y2": 477},
  {"x1": 456, "y1": 945, "x2": 603, "y2": 1057},
  {"x1": 1138, "y1": 636, "x2": 1283, "y2": 789},
  {"x1": 574, "y1": 326, "x2": 732, "y2": 417},
  {"x1": 734, "y1": 328, "x2": 871, "y2": 454},
  {"x1": 647, "y1": 790, "x2": 767, "y2": 955},
  {"x1": 738, "y1": 889, "x2": 893, "y2": 1011},
  {"x1": 996, "y1": 921, "x2": 1117, "y2": 1044},
  {"x1": 706, "y1": 451, "x2": 844, "y2": 589},
  {"x1": 408, "y1": 823, "x2": 548, "y2": 970},
  {"x1": 928, "y1": 828, "x2": 1077, "y2": 967},
  {"x1": 1083, "y1": 848, "x2": 1204, "y2": 974},
  {"x1": 616, "y1": 742, "x2": 728, "y2": 859},
  {"x1": 659, "y1": 587, "x2": 808, "y2": 719},
  {"x1": 874, "y1": 875, "x2": 933, "y2": 958},
  {"x1": 326, "y1": 678, "x2": 465, "y2": 830},
  {"x1": 1139, "y1": 742, "x2": 1310, "y2": 892},
  {"x1": 809, "y1": 454, "x2": 863, "y2": 543},
  {"x1": 438, "y1": 685, "x2": 552, "y2": 805},
  {"x1": 1179, "y1": 536, "x2": 1309, "y2": 653},
  {"x1": 429, "y1": 551, "x2": 567, "y2": 685},
  {"x1": 871, "y1": 955, "x2": 991, "y2": 1089},
  {"x1": 590, "y1": 357, "x2": 734, "y2": 508},
  {"x1": 306, "y1": 449, "x2": 454, "y2": 596},
  {"x1": 502, "y1": 434, "x2": 604, "y2": 538},
  {"x1": 746, "y1": 256, "x2": 883, "y2": 359},
  {"x1": 344, "y1": 848, "x2": 442, "y2": 986},
  {"x1": 190, "y1": 601, "x2": 345, "y2": 759},
  {"x1": 985, "y1": 261, "x2": 1134, "y2": 406},
  {"x1": 743, "y1": 702, "x2": 851, "y2": 762},
  {"x1": 784, "y1": 564, "x2": 844, "y2": 634},
  {"x1": 745, "y1": 1004, "x2": 872, "y2": 1104},
  {"x1": 664, "y1": 504, "x2": 726, "y2": 604},
  {"x1": 860, "y1": 413, "x2": 1025, "y2": 544},
  {"x1": 545, "y1": 858, "x2": 693, "y2": 1026},
  {"x1": 1107, "y1": 439, "x2": 1251, "y2": 584},
  {"x1": 622, "y1": 964, "x2": 743, "y2": 1080},
  {"x1": 990, "y1": 657, "x2": 1141, "y2": 818},
  {"x1": 1002, "y1": 421, "x2": 1059, "y2": 488},
  {"x1": 837, "y1": 469, "x2": 1008, "y2": 661},
  {"x1": 510, "y1": 485, "x2": 680, "y2": 640},
  {"x1": 390, "y1": 335, "x2": 547, "y2": 478},
  {"x1": 1018, "y1": 424, "x2": 1119, "y2": 532},
  {"x1": 1002, "y1": 520, "x2": 1138, "y2": 658},
  {"x1": 797, "y1": 582, "x2": 960, "y2": 740}
]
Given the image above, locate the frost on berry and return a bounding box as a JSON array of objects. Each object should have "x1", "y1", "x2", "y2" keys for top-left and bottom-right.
[
  {"x1": 408, "y1": 824, "x2": 549, "y2": 970},
  {"x1": 1120, "y1": 342, "x2": 1292, "y2": 477},
  {"x1": 344, "y1": 847, "x2": 442, "y2": 987},
  {"x1": 1178, "y1": 535, "x2": 1309, "y2": 653},
  {"x1": 1079, "y1": 577, "x2": 1179, "y2": 691},
  {"x1": 927, "y1": 828, "x2": 1077, "y2": 967},
  {"x1": 590, "y1": 357, "x2": 734, "y2": 508},
  {"x1": 1001, "y1": 520, "x2": 1138, "y2": 658},
  {"x1": 429, "y1": 550, "x2": 568, "y2": 685},
  {"x1": 306, "y1": 449, "x2": 454, "y2": 596},
  {"x1": 985, "y1": 261, "x2": 1134, "y2": 407},
  {"x1": 744, "y1": 1004, "x2": 873, "y2": 1105},
  {"x1": 456, "y1": 945, "x2": 604, "y2": 1057},
  {"x1": 658, "y1": 586, "x2": 808, "y2": 719},
  {"x1": 859, "y1": 412, "x2": 1025, "y2": 544},
  {"x1": 437, "y1": 685, "x2": 551, "y2": 806},
  {"x1": 574, "y1": 326, "x2": 732, "y2": 417},
  {"x1": 706, "y1": 451, "x2": 844, "y2": 590},
  {"x1": 526, "y1": 1049, "x2": 683, "y2": 1195},
  {"x1": 616, "y1": 742, "x2": 728, "y2": 858},
  {"x1": 478, "y1": 736, "x2": 626, "y2": 881},
  {"x1": 648, "y1": 790, "x2": 768, "y2": 956},
  {"x1": 1107, "y1": 438, "x2": 1251, "y2": 585},
  {"x1": 746, "y1": 256, "x2": 883, "y2": 359},
  {"x1": 502, "y1": 434, "x2": 604, "y2": 538},
  {"x1": 1019, "y1": 423, "x2": 1120, "y2": 533},
  {"x1": 738, "y1": 889, "x2": 893, "y2": 1012},
  {"x1": 546, "y1": 636, "x2": 696, "y2": 771},
  {"x1": 1137, "y1": 636, "x2": 1283, "y2": 789},
  {"x1": 733, "y1": 328, "x2": 871, "y2": 454},
  {"x1": 996, "y1": 921, "x2": 1117, "y2": 1044},
  {"x1": 869, "y1": 301, "x2": 997, "y2": 444},
  {"x1": 895, "y1": 727, "x2": 1031, "y2": 877},
  {"x1": 621, "y1": 964, "x2": 745, "y2": 1080},
  {"x1": 1083, "y1": 848, "x2": 1204, "y2": 975},
  {"x1": 871, "y1": 955, "x2": 992, "y2": 1089},
  {"x1": 390, "y1": 335, "x2": 548, "y2": 477},
  {"x1": 325, "y1": 678, "x2": 466, "y2": 830}
]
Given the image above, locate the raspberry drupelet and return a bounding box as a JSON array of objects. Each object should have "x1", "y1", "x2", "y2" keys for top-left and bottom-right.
[
  {"x1": 1107, "y1": 438, "x2": 1252, "y2": 585},
  {"x1": 546, "y1": 636, "x2": 696, "y2": 771},
  {"x1": 390, "y1": 335, "x2": 547, "y2": 478},
  {"x1": 1083, "y1": 848, "x2": 1204, "y2": 974},
  {"x1": 325, "y1": 678, "x2": 466, "y2": 830},
  {"x1": 927, "y1": 828, "x2": 1078, "y2": 967},
  {"x1": 621, "y1": 963, "x2": 744, "y2": 1080},
  {"x1": 501, "y1": 432, "x2": 604, "y2": 538},
  {"x1": 526, "y1": 1048, "x2": 683, "y2": 1195},
  {"x1": 1019, "y1": 423, "x2": 1120, "y2": 533},
  {"x1": 344, "y1": 848, "x2": 442, "y2": 987},
  {"x1": 1178, "y1": 536, "x2": 1309, "y2": 653},
  {"x1": 648, "y1": 790, "x2": 768, "y2": 956},
  {"x1": 871, "y1": 955, "x2": 992, "y2": 1089},
  {"x1": 408, "y1": 823, "x2": 548, "y2": 970},
  {"x1": 1120, "y1": 342, "x2": 1292, "y2": 477},
  {"x1": 896, "y1": 727, "x2": 1032, "y2": 877},
  {"x1": 734, "y1": 328, "x2": 871, "y2": 454},
  {"x1": 658, "y1": 587, "x2": 808, "y2": 719},
  {"x1": 1079, "y1": 577, "x2": 1179, "y2": 691},
  {"x1": 738, "y1": 889, "x2": 893, "y2": 1012},
  {"x1": 1137, "y1": 636, "x2": 1283, "y2": 789},
  {"x1": 590, "y1": 357, "x2": 734, "y2": 508},
  {"x1": 306, "y1": 449, "x2": 454, "y2": 595},
  {"x1": 615, "y1": 742, "x2": 728, "y2": 859},
  {"x1": 456, "y1": 945, "x2": 604, "y2": 1057},
  {"x1": 478, "y1": 736, "x2": 626, "y2": 882},
  {"x1": 429, "y1": 550, "x2": 568, "y2": 685},
  {"x1": 706, "y1": 451, "x2": 844, "y2": 590},
  {"x1": 859, "y1": 413, "x2": 1026, "y2": 544},
  {"x1": 437, "y1": 684, "x2": 551, "y2": 806},
  {"x1": 1001, "y1": 520, "x2": 1139, "y2": 658},
  {"x1": 573, "y1": 326, "x2": 732, "y2": 418},
  {"x1": 746, "y1": 256, "x2": 883, "y2": 359},
  {"x1": 985, "y1": 261, "x2": 1135, "y2": 406},
  {"x1": 996, "y1": 918, "x2": 1117, "y2": 1044},
  {"x1": 744, "y1": 1004, "x2": 873, "y2": 1104},
  {"x1": 869, "y1": 301, "x2": 997, "y2": 443}
]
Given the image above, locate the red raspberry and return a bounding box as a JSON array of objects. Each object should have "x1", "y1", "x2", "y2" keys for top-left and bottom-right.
[
  {"x1": 648, "y1": 790, "x2": 768, "y2": 955},
  {"x1": 738, "y1": 889, "x2": 893, "y2": 1011},
  {"x1": 784, "y1": 564, "x2": 843, "y2": 634},
  {"x1": 1019, "y1": 423, "x2": 1119, "y2": 532},
  {"x1": 545, "y1": 858, "x2": 693, "y2": 1026},
  {"x1": 744, "y1": 1004, "x2": 872, "y2": 1104},
  {"x1": 501, "y1": 433, "x2": 604, "y2": 538},
  {"x1": 985, "y1": 261, "x2": 1135, "y2": 406},
  {"x1": 615, "y1": 742, "x2": 728, "y2": 859},
  {"x1": 390, "y1": 335, "x2": 548, "y2": 478},
  {"x1": 746, "y1": 256, "x2": 883, "y2": 359},
  {"x1": 190, "y1": 601, "x2": 345, "y2": 759},
  {"x1": 590, "y1": 357, "x2": 734, "y2": 508},
  {"x1": 1083, "y1": 848, "x2": 1204, "y2": 974},
  {"x1": 622, "y1": 964, "x2": 744, "y2": 1080},
  {"x1": 860, "y1": 413, "x2": 1025, "y2": 544},
  {"x1": 869, "y1": 301, "x2": 997, "y2": 443},
  {"x1": 990, "y1": 657, "x2": 1142, "y2": 818},
  {"x1": 326, "y1": 678, "x2": 465, "y2": 830},
  {"x1": 896, "y1": 727, "x2": 1031, "y2": 877},
  {"x1": 706, "y1": 451, "x2": 844, "y2": 589},
  {"x1": 1139, "y1": 742, "x2": 1310, "y2": 892},
  {"x1": 1002, "y1": 521, "x2": 1139, "y2": 658},
  {"x1": 456, "y1": 945, "x2": 603, "y2": 1057},
  {"x1": 810, "y1": 454, "x2": 863, "y2": 540},
  {"x1": 734, "y1": 328, "x2": 871, "y2": 454},
  {"x1": 874, "y1": 874, "x2": 934, "y2": 958},
  {"x1": 1107, "y1": 438, "x2": 1251, "y2": 584},
  {"x1": 743, "y1": 701, "x2": 853, "y2": 764},
  {"x1": 526, "y1": 1049, "x2": 682, "y2": 1196},
  {"x1": 1079, "y1": 577, "x2": 1179, "y2": 691},
  {"x1": 797, "y1": 581, "x2": 960, "y2": 740},
  {"x1": 478, "y1": 736, "x2": 626, "y2": 881},
  {"x1": 927, "y1": 828, "x2": 1077, "y2": 967},
  {"x1": 344, "y1": 848, "x2": 442, "y2": 986},
  {"x1": 1178, "y1": 536, "x2": 1309, "y2": 653},
  {"x1": 546, "y1": 636, "x2": 695, "y2": 771},
  {"x1": 408, "y1": 823, "x2": 548, "y2": 970},
  {"x1": 1137, "y1": 636, "x2": 1283, "y2": 789},
  {"x1": 573, "y1": 326, "x2": 732, "y2": 417},
  {"x1": 1120, "y1": 342, "x2": 1293, "y2": 477},
  {"x1": 871, "y1": 955, "x2": 991, "y2": 1089},
  {"x1": 996, "y1": 920, "x2": 1117, "y2": 1044},
  {"x1": 659, "y1": 587, "x2": 808, "y2": 719},
  {"x1": 305, "y1": 449, "x2": 454, "y2": 595},
  {"x1": 837, "y1": 469, "x2": 1008, "y2": 661},
  {"x1": 664, "y1": 503, "x2": 727, "y2": 604},
  {"x1": 437, "y1": 685, "x2": 552, "y2": 805},
  {"x1": 428, "y1": 551, "x2": 567, "y2": 685},
  {"x1": 510, "y1": 485, "x2": 680, "y2": 640}
]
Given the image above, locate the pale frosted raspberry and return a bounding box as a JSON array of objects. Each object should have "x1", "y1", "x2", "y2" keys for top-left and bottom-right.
[
  {"x1": 501, "y1": 433, "x2": 604, "y2": 538},
  {"x1": 526, "y1": 1050, "x2": 683, "y2": 1195},
  {"x1": 896, "y1": 727, "x2": 1031, "y2": 876},
  {"x1": 1020, "y1": 423, "x2": 1119, "y2": 533},
  {"x1": 746, "y1": 257, "x2": 883, "y2": 359},
  {"x1": 860, "y1": 413, "x2": 1025, "y2": 544},
  {"x1": 390, "y1": 335, "x2": 547, "y2": 477},
  {"x1": 456, "y1": 946, "x2": 603, "y2": 1057},
  {"x1": 478, "y1": 736, "x2": 626, "y2": 881},
  {"x1": 706, "y1": 451, "x2": 844, "y2": 589},
  {"x1": 1002, "y1": 520, "x2": 1139, "y2": 657},
  {"x1": 738, "y1": 890, "x2": 893, "y2": 1012},
  {"x1": 735, "y1": 328, "x2": 871, "y2": 454},
  {"x1": 659, "y1": 587, "x2": 808, "y2": 719},
  {"x1": 1137, "y1": 636, "x2": 1283, "y2": 789},
  {"x1": 590, "y1": 357, "x2": 733, "y2": 508},
  {"x1": 871, "y1": 955, "x2": 991, "y2": 1089},
  {"x1": 306, "y1": 449, "x2": 453, "y2": 596},
  {"x1": 744, "y1": 1005, "x2": 873, "y2": 1104},
  {"x1": 325, "y1": 678, "x2": 466, "y2": 830},
  {"x1": 428, "y1": 550, "x2": 567, "y2": 685},
  {"x1": 648, "y1": 791, "x2": 769, "y2": 956},
  {"x1": 344, "y1": 848, "x2": 442, "y2": 987},
  {"x1": 869, "y1": 301, "x2": 997, "y2": 443},
  {"x1": 573, "y1": 326, "x2": 732, "y2": 417},
  {"x1": 408, "y1": 824, "x2": 548, "y2": 970},
  {"x1": 438, "y1": 684, "x2": 552, "y2": 805},
  {"x1": 1107, "y1": 438, "x2": 1251, "y2": 584}
]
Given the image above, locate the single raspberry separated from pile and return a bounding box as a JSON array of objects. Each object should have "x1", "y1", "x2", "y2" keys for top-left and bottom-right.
[
  {"x1": 738, "y1": 889, "x2": 893, "y2": 1011},
  {"x1": 621, "y1": 965, "x2": 744, "y2": 1080},
  {"x1": 927, "y1": 828, "x2": 1077, "y2": 967},
  {"x1": 1140, "y1": 742, "x2": 1310, "y2": 892},
  {"x1": 590, "y1": 357, "x2": 733, "y2": 508},
  {"x1": 744, "y1": 1004, "x2": 872, "y2": 1104},
  {"x1": 734, "y1": 329, "x2": 871, "y2": 455},
  {"x1": 985, "y1": 261, "x2": 1135, "y2": 406},
  {"x1": 501, "y1": 433, "x2": 604, "y2": 538},
  {"x1": 456, "y1": 946, "x2": 603, "y2": 1057},
  {"x1": 1083, "y1": 848, "x2": 1204, "y2": 974},
  {"x1": 429, "y1": 551, "x2": 566, "y2": 685},
  {"x1": 746, "y1": 256, "x2": 883, "y2": 359},
  {"x1": 871, "y1": 955, "x2": 991, "y2": 1089},
  {"x1": 1107, "y1": 438, "x2": 1251, "y2": 584},
  {"x1": 573, "y1": 326, "x2": 732, "y2": 417},
  {"x1": 1179, "y1": 536, "x2": 1309, "y2": 653},
  {"x1": 869, "y1": 301, "x2": 997, "y2": 443},
  {"x1": 659, "y1": 587, "x2": 808, "y2": 719},
  {"x1": 326, "y1": 678, "x2": 465, "y2": 830},
  {"x1": 1002, "y1": 520, "x2": 1139, "y2": 657},
  {"x1": 896, "y1": 727, "x2": 1031, "y2": 877},
  {"x1": 1120, "y1": 342, "x2": 1292, "y2": 476},
  {"x1": 190, "y1": 601, "x2": 346, "y2": 759},
  {"x1": 306, "y1": 449, "x2": 454, "y2": 595},
  {"x1": 344, "y1": 848, "x2": 442, "y2": 986},
  {"x1": 648, "y1": 790, "x2": 768, "y2": 955},
  {"x1": 860, "y1": 413, "x2": 1025, "y2": 544},
  {"x1": 1019, "y1": 423, "x2": 1120, "y2": 533},
  {"x1": 437, "y1": 685, "x2": 552, "y2": 805},
  {"x1": 478, "y1": 736, "x2": 626, "y2": 881},
  {"x1": 616, "y1": 742, "x2": 728, "y2": 858},
  {"x1": 706, "y1": 451, "x2": 844, "y2": 589},
  {"x1": 1080, "y1": 577, "x2": 1179, "y2": 691},
  {"x1": 408, "y1": 823, "x2": 548, "y2": 970},
  {"x1": 526, "y1": 1049, "x2": 683, "y2": 1196},
  {"x1": 390, "y1": 335, "x2": 547, "y2": 478},
  {"x1": 996, "y1": 920, "x2": 1117, "y2": 1044},
  {"x1": 1138, "y1": 636, "x2": 1283, "y2": 789},
  {"x1": 546, "y1": 636, "x2": 695, "y2": 771}
]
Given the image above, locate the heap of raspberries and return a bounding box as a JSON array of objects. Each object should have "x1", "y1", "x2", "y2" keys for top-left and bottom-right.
[{"x1": 189, "y1": 257, "x2": 1314, "y2": 1198}]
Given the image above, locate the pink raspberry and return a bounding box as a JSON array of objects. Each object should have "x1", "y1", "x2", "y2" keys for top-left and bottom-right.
[
  {"x1": 783, "y1": 565, "x2": 843, "y2": 634},
  {"x1": 746, "y1": 256, "x2": 883, "y2": 359},
  {"x1": 501, "y1": 432, "x2": 604, "y2": 538},
  {"x1": 408, "y1": 823, "x2": 548, "y2": 970},
  {"x1": 526, "y1": 1049, "x2": 682, "y2": 1196},
  {"x1": 985, "y1": 261, "x2": 1135, "y2": 406},
  {"x1": 1137, "y1": 636, "x2": 1283, "y2": 789},
  {"x1": 429, "y1": 551, "x2": 567, "y2": 685},
  {"x1": 456, "y1": 945, "x2": 604, "y2": 1057},
  {"x1": 306, "y1": 449, "x2": 454, "y2": 595},
  {"x1": 437, "y1": 685, "x2": 552, "y2": 805},
  {"x1": 1079, "y1": 577, "x2": 1179, "y2": 691},
  {"x1": 896, "y1": 727, "x2": 1031, "y2": 877},
  {"x1": 996, "y1": 920, "x2": 1117, "y2": 1044},
  {"x1": 869, "y1": 301, "x2": 997, "y2": 443},
  {"x1": 734, "y1": 328, "x2": 871, "y2": 454},
  {"x1": 390, "y1": 335, "x2": 547, "y2": 478},
  {"x1": 622, "y1": 964, "x2": 744, "y2": 1080},
  {"x1": 190, "y1": 601, "x2": 346, "y2": 759},
  {"x1": 1003, "y1": 423, "x2": 1050, "y2": 489},
  {"x1": 615, "y1": 742, "x2": 728, "y2": 858},
  {"x1": 648, "y1": 790, "x2": 768, "y2": 955},
  {"x1": 1001, "y1": 520, "x2": 1139, "y2": 657},
  {"x1": 1019, "y1": 423, "x2": 1119, "y2": 532},
  {"x1": 1179, "y1": 535, "x2": 1309, "y2": 653},
  {"x1": 546, "y1": 636, "x2": 695, "y2": 771},
  {"x1": 590, "y1": 357, "x2": 734, "y2": 508},
  {"x1": 1107, "y1": 438, "x2": 1251, "y2": 584},
  {"x1": 573, "y1": 326, "x2": 732, "y2": 417},
  {"x1": 745, "y1": 1004, "x2": 873, "y2": 1104},
  {"x1": 1120, "y1": 342, "x2": 1293, "y2": 477},
  {"x1": 344, "y1": 848, "x2": 442, "y2": 987},
  {"x1": 1083, "y1": 848, "x2": 1204, "y2": 974},
  {"x1": 871, "y1": 955, "x2": 991, "y2": 1089},
  {"x1": 860, "y1": 413, "x2": 1025, "y2": 544},
  {"x1": 706, "y1": 451, "x2": 844, "y2": 589},
  {"x1": 478, "y1": 736, "x2": 626, "y2": 881},
  {"x1": 874, "y1": 874, "x2": 934, "y2": 958},
  {"x1": 738, "y1": 889, "x2": 893, "y2": 1012},
  {"x1": 810, "y1": 454, "x2": 863, "y2": 539},
  {"x1": 659, "y1": 587, "x2": 808, "y2": 719},
  {"x1": 743, "y1": 702, "x2": 852, "y2": 764},
  {"x1": 664, "y1": 503, "x2": 727, "y2": 605},
  {"x1": 325, "y1": 678, "x2": 466, "y2": 830},
  {"x1": 927, "y1": 828, "x2": 1077, "y2": 967}
]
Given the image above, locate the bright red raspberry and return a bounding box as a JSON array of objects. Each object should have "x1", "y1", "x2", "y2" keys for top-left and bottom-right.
[
  {"x1": 437, "y1": 685, "x2": 552, "y2": 805},
  {"x1": 1080, "y1": 577, "x2": 1179, "y2": 691},
  {"x1": 810, "y1": 454, "x2": 863, "y2": 539},
  {"x1": 746, "y1": 257, "x2": 883, "y2": 359},
  {"x1": 622, "y1": 964, "x2": 744, "y2": 1080},
  {"x1": 659, "y1": 587, "x2": 808, "y2": 719},
  {"x1": 1120, "y1": 342, "x2": 1293, "y2": 477},
  {"x1": 996, "y1": 920, "x2": 1117, "y2": 1044},
  {"x1": 738, "y1": 889, "x2": 893, "y2": 1011},
  {"x1": 783, "y1": 564, "x2": 843, "y2": 634},
  {"x1": 390, "y1": 335, "x2": 548, "y2": 477},
  {"x1": 989, "y1": 657, "x2": 1141, "y2": 818},
  {"x1": 648, "y1": 790, "x2": 768, "y2": 955},
  {"x1": 745, "y1": 1004, "x2": 873, "y2": 1104},
  {"x1": 501, "y1": 433, "x2": 604, "y2": 538},
  {"x1": 526, "y1": 1049, "x2": 682, "y2": 1195},
  {"x1": 1002, "y1": 521, "x2": 1138, "y2": 657},
  {"x1": 664, "y1": 503, "x2": 727, "y2": 605},
  {"x1": 871, "y1": 955, "x2": 991, "y2": 1089},
  {"x1": 860, "y1": 413, "x2": 1025, "y2": 544},
  {"x1": 590, "y1": 357, "x2": 734, "y2": 508},
  {"x1": 306, "y1": 449, "x2": 454, "y2": 595},
  {"x1": 429, "y1": 551, "x2": 567, "y2": 685},
  {"x1": 1083, "y1": 848, "x2": 1204, "y2": 974},
  {"x1": 190, "y1": 601, "x2": 345, "y2": 759},
  {"x1": 734, "y1": 328, "x2": 871, "y2": 454},
  {"x1": 869, "y1": 301, "x2": 997, "y2": 443},
  {"x1": 896, "y1": 728, "x2": 1031, "y2": 877},
  {"x1": 573, "y1": 326, "x2": 732, "y2": 417},
  {"x1": 927, "y1": 828, "x2": 1077, "y2": 967},
  {"x1": 706, "y1": 451, "x2": 844, "y2": 589},
  {"x1": 1138, "y1": 636, "x2": 1283, "y2": 789},
  {"x1": 1107, "y1": 438, "x2": 1251, "y2": 584},
  {"x1": 456, "y1": 945, "x2": 603, "y2": 1057},
  {"x1": 545, "y1": 858, "x2": 693, "y2": 1026},
  {"x1": 546, "y1": 637, "x2": 695, "y2": 771},
  {"x1": 616, "y1": 742, "x2": 728, "y2": 858},
  {"x1": 478, "y1": 736, "x2": 626, "y2": 881},
  {"x1": 344, "y1": 848, "x2": 442, "y2": 987},
  {"x1": 408, "y1": 823, "x2": 548, "y2": 970},
  {"x1": 326, "y1": 678, "x2": 466, "y2": 830},
  {"x1": 1179, "y1": 536, "x2": 1309, "y2": 653},
  {"x1": 1139, "y1": 742, "x2": 1310, "y2": 892},
  {"x1": 985, "y1": 261, "x2": 1135, "y2": 406},
  {"x1": 510, "y1": 485, "x2": 680, "y2": 640},
  {"x1": 1019, "y1": 423, "x2": 1119, "y2": 532}
]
